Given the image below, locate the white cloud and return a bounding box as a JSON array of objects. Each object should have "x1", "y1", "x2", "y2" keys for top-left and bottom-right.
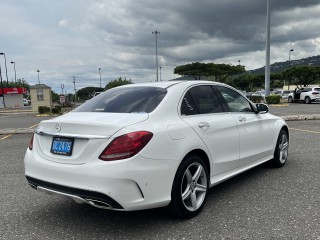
[{"x1": 0, "y1": 0, "x2": 320, "y2": 93}]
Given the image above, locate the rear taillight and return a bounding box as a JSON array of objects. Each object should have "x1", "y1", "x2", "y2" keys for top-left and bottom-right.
[
  {"x1": 28, "y1": 134, "x2": 34, "y2": 150},
  {"x1": 312, "y1": 92, "x2": 319, "y2": 95},
  {"x1": 99, "y1": 131, "x2": 153, "y2": 161}
]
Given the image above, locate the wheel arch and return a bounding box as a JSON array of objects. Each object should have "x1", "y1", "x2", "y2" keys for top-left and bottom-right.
[
  {"x1": 281, "y1": 125, "x2": 289, "y2": 139},
  {"x1": 183, "y1": 149, "x2": 211, "y2": 177}
]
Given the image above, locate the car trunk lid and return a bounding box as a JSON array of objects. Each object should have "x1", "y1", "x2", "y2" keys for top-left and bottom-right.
[{"x1": 34, "y1": 112, "x2": 149, "y2": 164}]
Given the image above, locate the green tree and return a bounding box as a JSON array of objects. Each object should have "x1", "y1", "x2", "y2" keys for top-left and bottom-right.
[
  {"x1": 174, "y1": 62, "x2": 245, "y2": 81},
  {"x1": 76, "y1": 87, "x2": 104, "y2": 101},
  {"x1": 105, "y1": 77, "x2": 133, "y2": 90},
  {"x1": 207, "y1": 63, "x2": 245, "y2": 82},
  {"x1": 51, "y1": 91, "x2": 59, "y2": 102},
  {"x1": 174, "y1": 62, "x2": 208, "y2": 80},
  {"x1": 282, "y1": 66, "x2": 320, "y2": 87}
]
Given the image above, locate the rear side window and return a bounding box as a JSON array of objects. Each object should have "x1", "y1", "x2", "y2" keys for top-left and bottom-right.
[
  {"x1": 74, "y1": 87, "x2": 167, "y2": 113},
  {"x1": 181, "y1": 85, "x2": 223, "y2": 115},
  {"x1": 303, "y1": 88, "x2": 312, "y2": 92},
  {"x1": 181, "y1": 92, "x2": 199, "y2": 115},
  {"x1": 314, "y1": 88, "x2": 320, "y2": 92}
]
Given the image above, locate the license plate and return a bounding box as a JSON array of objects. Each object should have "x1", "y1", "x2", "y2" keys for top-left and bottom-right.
[{"x1": 50, "y1": 137, "x2": 74, "y2": 156}]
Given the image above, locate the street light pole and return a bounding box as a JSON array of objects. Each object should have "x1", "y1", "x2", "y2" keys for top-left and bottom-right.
[
  {"x1": 36, "y1": 70, "x2": 40, "y2": 84},
  {"x1": 10, "y1": 61, "x2": 16, "y2": 83},
  {"x1": 152, "y1": 30, "x2": 160, "y2": 82},
  {"x1": 98, "y1": 68, "x2": 102, "y2": 88},
  {"x1": 238, "y1": 60, "x2": 241, "y2": 66},
  {"x1": 265, "y1": 0, "x2": 271, "y2": 97},
  {"x1": 0, "y1": 63, "x2": 6, "y2": 108},
  {"x1": 0, "y1": 52, "x2": 9, "y2": 85},
  {"x1": 288, "y1": 49, "x2": 294, "y2": 90},
  {"x1": 159, "y1": 66, "x2": 162, "y2": 81},
  {"x1": 288, "y1": 49, "x2": 294, "y2": 67}
]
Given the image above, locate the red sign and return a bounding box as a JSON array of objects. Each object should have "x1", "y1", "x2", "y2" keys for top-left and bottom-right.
[{"x1": 0, "y1": 88, "x2": 27, "y2": 94}]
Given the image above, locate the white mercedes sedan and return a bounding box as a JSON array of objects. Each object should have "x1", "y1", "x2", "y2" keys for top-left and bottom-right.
[{"x1": 24, "y1": 81, "x2": 289, "y2": 219}]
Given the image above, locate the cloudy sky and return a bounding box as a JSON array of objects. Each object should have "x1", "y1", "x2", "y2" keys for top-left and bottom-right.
[{"x1": 1, "y1": 0, "x2": 320, "y2": 93}]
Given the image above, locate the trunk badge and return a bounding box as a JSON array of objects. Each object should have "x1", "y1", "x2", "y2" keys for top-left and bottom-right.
[{"x1": 55, "y1": 123, "x2": 61, "y2": 132}]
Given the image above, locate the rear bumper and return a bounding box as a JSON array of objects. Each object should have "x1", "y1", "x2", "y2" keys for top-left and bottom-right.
[{"x1": 24, "y1": 149, "x2": 179, "y2": 211}]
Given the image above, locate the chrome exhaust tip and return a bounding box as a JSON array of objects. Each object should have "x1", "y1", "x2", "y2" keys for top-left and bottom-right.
[{"x1": 85, "y1": 199, "x2": 113, "y2": 209}]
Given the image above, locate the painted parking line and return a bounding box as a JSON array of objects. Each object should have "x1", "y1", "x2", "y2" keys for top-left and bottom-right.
[
  {"x1": 0, "y1": 124, "x2": 38, "y2": 141},
  {"x1": 0, "y1": 134, "x2": 13, "y2": 141},
  {"x1": 289, "y1": 127, "x2": 320, "y2": 134},
  {"x1": 29, "y1": 123, "x2": 39, "y2": 129}
]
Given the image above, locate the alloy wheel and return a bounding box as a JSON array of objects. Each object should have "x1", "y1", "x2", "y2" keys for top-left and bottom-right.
[
  {"x1": 278, "y1": 133, "x2": 289, "y2": 164},
  {"x1": 181, "y1": 162, "x2": 208, "y2": 212}
]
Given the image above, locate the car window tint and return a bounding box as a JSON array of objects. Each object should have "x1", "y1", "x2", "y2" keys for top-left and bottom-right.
[
  {"x1": 187, "y1": 86, "x2": 223, "y2": 114},
  {"x1": 181, "y1": 92, "x2": 199, "y2": 115},
  {"x1": 74, "y1": 87, "x2": 167, "y2": 113},
  {"x1": 315, "y1": 88, "x2": 320, "y2": 91},
  {"x1": 217, "y1": 86, "x2": 253, "y2": 113}
]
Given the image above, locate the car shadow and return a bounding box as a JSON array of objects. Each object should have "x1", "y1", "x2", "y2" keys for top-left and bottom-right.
[{"x1": 21, "y1": 162, "x2": 280, "y2": 237}]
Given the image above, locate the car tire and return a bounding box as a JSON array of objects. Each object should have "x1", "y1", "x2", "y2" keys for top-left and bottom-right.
[
  {"x1": 288, "y1": 96, "x2": 294, "y2": 103},
  {"x1": 304, "y1": 96, "x2": 311, "y2": 104},
  {"x1": 170, "y1": 154, "x2": 209, "y2": 219},
  {"x1": 270, "y1": 130, "x2": 289, "y2": 168}
]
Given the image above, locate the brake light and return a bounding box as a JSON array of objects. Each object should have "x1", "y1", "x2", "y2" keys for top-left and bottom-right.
[
  {"x1": 99, "y1": 131, "x2": 153, "y2": 161},
  {"x1": 312, "y1": 92, "x2": 319, "y2": 95},
  {"x1": 28, "y1": 134, "x2": 34, "y2": 150}
]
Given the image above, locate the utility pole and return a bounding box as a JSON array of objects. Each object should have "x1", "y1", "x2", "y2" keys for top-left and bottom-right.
[
  {"x1": 73, "y1": 76, "x2": 76, "y2": 107},
  {"x1": 152, "y1": 30, "x2": 160, "y2": 81}
]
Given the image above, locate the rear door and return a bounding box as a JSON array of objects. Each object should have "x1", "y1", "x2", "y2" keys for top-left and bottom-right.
[{"x1": 180, "y1": 85, "x2": 240, "y2": 176}]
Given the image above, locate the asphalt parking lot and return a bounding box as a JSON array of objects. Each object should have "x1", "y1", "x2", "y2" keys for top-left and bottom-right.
[{"x1": 0, "y1": 113, "x2": 320, "y2": 239}]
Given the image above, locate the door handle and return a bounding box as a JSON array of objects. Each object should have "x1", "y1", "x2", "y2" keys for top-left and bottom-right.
[
  {"x1": 198, "y1": 122, "x2": 210, "y2": 129},
  {"x1": 238, "y1": 116, "x2": 246, "y2": 122}
]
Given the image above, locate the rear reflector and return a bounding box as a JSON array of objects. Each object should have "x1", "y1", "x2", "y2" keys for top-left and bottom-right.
[
  {"x1": 312, "y1": 92, "x2": 319, "y2": 95},
  {"x1": 99, "y1": 131, "x2": 153, "y2": 161}
]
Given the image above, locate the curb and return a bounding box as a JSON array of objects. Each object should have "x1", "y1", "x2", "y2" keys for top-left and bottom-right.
[
  {"x1": 282, "y1": 114, "x2": 320, "y2": 121},
  {"x1": 0, "y1": 128, "x2": 35, "y2": 135}
]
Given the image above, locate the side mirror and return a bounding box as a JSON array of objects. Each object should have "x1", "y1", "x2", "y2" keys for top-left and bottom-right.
[{"x1": 256, "y1": 103, "x2": 268, "y2": 114}]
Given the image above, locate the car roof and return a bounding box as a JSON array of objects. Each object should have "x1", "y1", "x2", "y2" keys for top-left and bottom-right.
[{"x1": 116, "y1": 80, "x2": 226, "y2": 89}]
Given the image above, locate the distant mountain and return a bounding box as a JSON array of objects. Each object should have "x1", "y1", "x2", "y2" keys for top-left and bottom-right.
[{"x1": 249, "y1": 55, "x2": 320, "y2": 74}]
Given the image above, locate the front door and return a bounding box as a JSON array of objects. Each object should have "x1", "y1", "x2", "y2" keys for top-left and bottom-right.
[
  {"x1": 215, "y1": 86, "x2": 274, "y2": 167},
  {"x1": 180, "y1": 85, "x2": 240, "y2": 176}
]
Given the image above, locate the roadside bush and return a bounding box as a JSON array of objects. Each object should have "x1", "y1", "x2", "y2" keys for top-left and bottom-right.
[
  {"x1": 38, "y1": 106, "x2": 51, "y2": 114},
  {"x1": 265, "y1": 95, "x2": 281, "y2": 104},
  {"x1": 64, "y1": 102, "x2": 72, "y2": 108},
  {"x1": 51, "y1": 106, "x2": 61, "y2": 114},
  {"x1": 249, "y1": 96, "x2": 263, "y2": 103}
]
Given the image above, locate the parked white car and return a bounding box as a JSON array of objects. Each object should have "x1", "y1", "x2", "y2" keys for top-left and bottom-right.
[
  {"x1": 23, "y1": 98, "x2": 29, "y2": 106},
  {"x1": 273, "y1": 90, "x2": 293, "y2": 99},
  {"x1": 24, "y1": 81, "x2": 289, "y2": 218},
  {"x1": 288, "y1": 87, "x2": 320, "y2": 103}
]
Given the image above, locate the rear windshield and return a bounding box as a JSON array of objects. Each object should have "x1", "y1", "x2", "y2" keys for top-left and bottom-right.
[
  {"x1": 74, "y1": 86, "x2": 167, "y2": 113},
  {"x1": 314, "y1": 88, "x2": 320, "y2": 91}
]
